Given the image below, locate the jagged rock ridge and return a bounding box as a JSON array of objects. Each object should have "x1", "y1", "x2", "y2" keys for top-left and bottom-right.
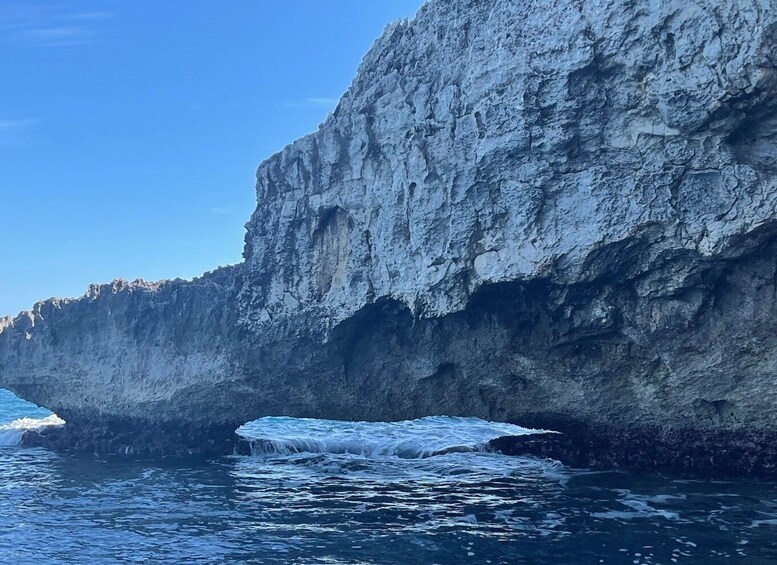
[{"x1": 2, "y1": 0, "x2": 777, "y2": 465}]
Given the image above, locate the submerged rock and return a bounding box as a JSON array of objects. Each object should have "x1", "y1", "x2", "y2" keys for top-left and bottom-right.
[{"x1": 2, "y1": 0, "x2": 777, "y2": 468}]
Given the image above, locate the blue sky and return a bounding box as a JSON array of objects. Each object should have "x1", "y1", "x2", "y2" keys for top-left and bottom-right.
[{"x1": 0, "y1": 0, "x2": 423, "y2": 316}]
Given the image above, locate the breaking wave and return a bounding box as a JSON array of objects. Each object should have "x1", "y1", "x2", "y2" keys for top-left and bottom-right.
[
  {"x1": 0, "y1": 414, "x2": 65, "y2": 447},
  {"x1": 236, "y1": 416, "x2": 539, "y2": 459}
]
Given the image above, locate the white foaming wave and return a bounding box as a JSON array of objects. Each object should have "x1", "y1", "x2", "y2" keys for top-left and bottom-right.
[
  {"x1": 237, "y1": 416, "x2": 542, "y2": 459},
  {"x1": 0, "y1": 414, "x2": 65, "y2": 447}
]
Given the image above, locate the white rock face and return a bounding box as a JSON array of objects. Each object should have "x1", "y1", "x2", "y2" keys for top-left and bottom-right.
[
  {"x1": 2, "y1": 0, "x2": 777, "y2": 454},
  {"x1": 242, "y1": 0, "x2": 777, "y2": 328}
]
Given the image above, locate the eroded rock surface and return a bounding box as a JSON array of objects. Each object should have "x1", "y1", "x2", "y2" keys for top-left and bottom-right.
[{"x1": 2, "y1": 0, "x2": 777, "y2": 462}]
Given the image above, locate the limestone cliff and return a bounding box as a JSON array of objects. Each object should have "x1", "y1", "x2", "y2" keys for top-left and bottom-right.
[{"x1": 2, "y1": 0, "x2": 777, "y2": 464}]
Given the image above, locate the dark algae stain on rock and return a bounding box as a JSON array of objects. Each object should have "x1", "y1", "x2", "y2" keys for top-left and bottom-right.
[
  {"x1": 2, "y1": 0, "x2": 777, "y2": 474},
  {"x1": 489, "y1": 427, "x2": 777, "y2": 477}
]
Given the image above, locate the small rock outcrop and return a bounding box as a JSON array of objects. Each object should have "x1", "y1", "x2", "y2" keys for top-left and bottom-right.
[{"x1": 2, "y1": 0, "x2": 777, "y2": 467}]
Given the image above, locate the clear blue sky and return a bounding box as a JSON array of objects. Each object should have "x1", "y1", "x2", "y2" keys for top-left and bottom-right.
[{"x1": 0, "y1": 0, "x2": 423, "y2": 317}]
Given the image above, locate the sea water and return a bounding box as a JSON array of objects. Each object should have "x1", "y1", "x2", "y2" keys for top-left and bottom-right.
[{"x1": 1, "y1": 389, "x2": 777, "y2": 563}]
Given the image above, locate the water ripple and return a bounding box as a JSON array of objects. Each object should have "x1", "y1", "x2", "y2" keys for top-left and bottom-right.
[{"x1": 0, "y1": 393, "x2": 776, "y2": 563}]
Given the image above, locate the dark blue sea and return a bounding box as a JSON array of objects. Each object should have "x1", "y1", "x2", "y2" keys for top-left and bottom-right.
[{"x1": 2, "y1": 389, "x2": 777, "y2": 564}]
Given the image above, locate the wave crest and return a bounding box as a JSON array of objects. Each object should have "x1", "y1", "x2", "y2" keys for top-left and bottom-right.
[
  {"x1": 237, "y1": 416, "x2": 539, "y2": 459},
  {"x1": 0, "y1": 415, "x2": 65, "y2": 447}
]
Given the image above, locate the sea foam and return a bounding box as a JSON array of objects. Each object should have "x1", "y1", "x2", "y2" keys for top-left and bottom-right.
[
  {"x1": 0, "y1": 414, "x2": 65, "y2": 447},
  {"x1": 237, "y1": 415, "x2": 539, "y2": 459}
]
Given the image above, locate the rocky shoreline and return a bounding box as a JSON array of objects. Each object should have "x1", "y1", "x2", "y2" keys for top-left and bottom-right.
[
  {"x1": 489, "y1": 427, "x2": 777, "y2": 477},
  {"x1": 2, "y1": 0, "x2": 777, "y2": 469},
  {"x1": 20, "y1": 419, "x2": 241, "y2": 457}
]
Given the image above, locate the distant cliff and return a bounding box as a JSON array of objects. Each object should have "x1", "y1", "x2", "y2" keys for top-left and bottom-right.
[{"x1": 3, "y1": 0, "x2": 777, "y2": 467}]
